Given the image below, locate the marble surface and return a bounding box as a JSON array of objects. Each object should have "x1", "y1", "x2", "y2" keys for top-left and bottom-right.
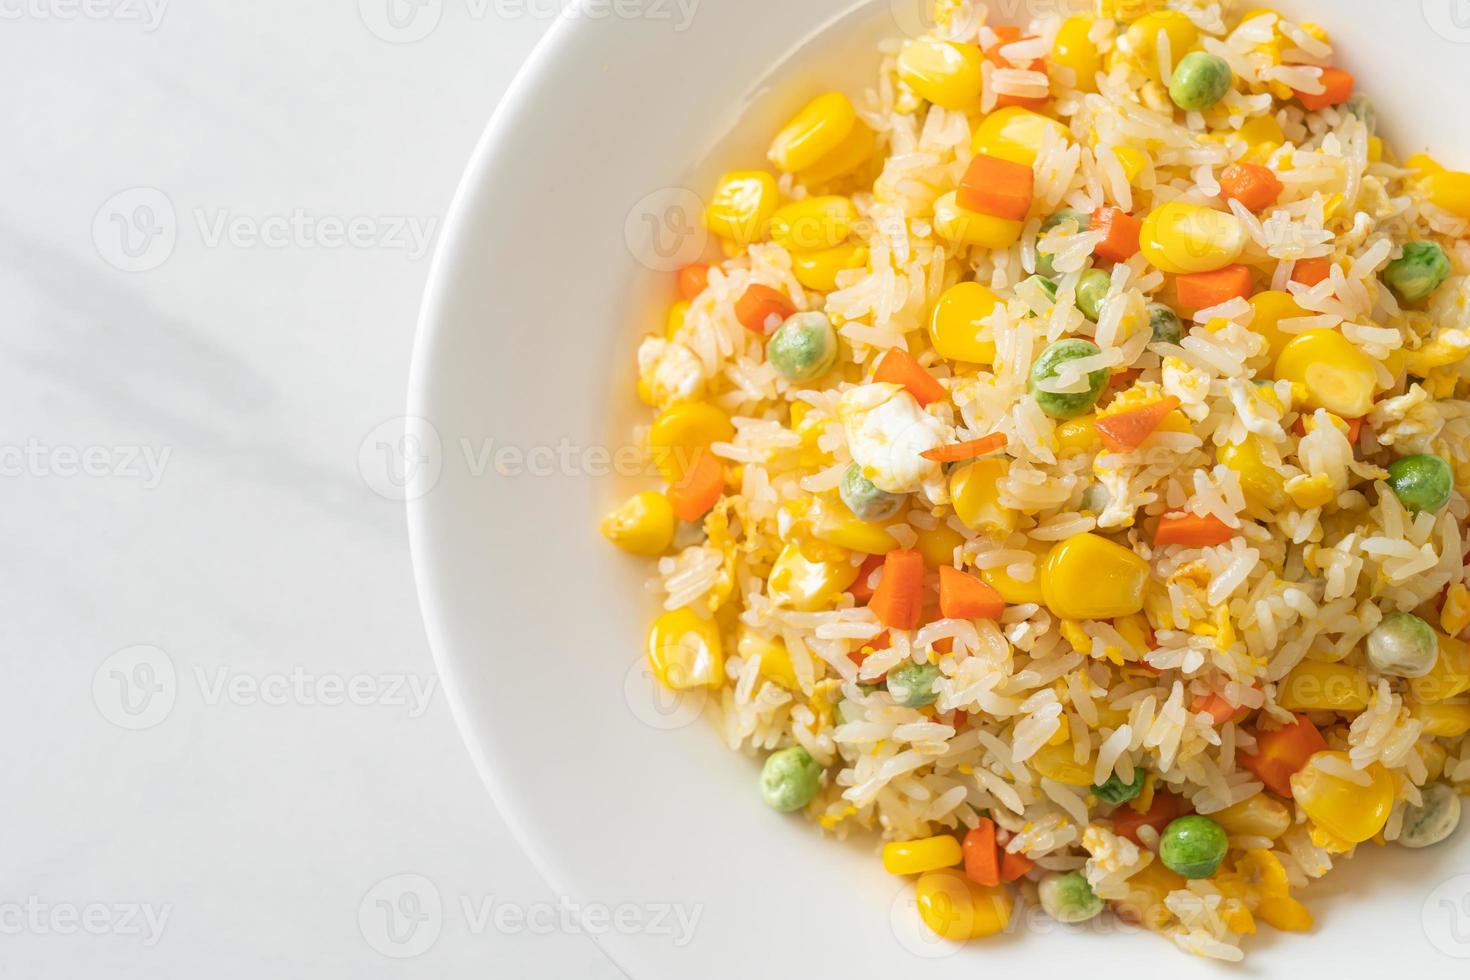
[{"x1": 2, "y1": 4, "x2": 620, "y2": 976}]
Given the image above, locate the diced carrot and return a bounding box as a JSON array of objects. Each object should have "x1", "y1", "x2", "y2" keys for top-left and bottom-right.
[
  {"x1": 999, "y1": 847, "x2": 1035, "y2": 883},
  {"x1": 963, "y1": 819, "x2": 1001, "y2": 887},
  {"x1": 1107, "y1": 367, "x2": 1142, "y2": 392},
  {"x1": 1190, "y1": 692, "x2": 1247, "y2": 725},
  {"x1": 1095, "y1": 396, "x2": 1181, "y2": 453},
  {"x1": 874, "y1": 349, "x2": 947, "y2": 406},
  {"x1": 1292, "y1": 414, "x2": 1363, "y2": 443},
  {"x1": 868, "y1": 549, "x2": 926, "y2": 630},
  {"x1": 1240, "y1": 713, "x2": 1328, "y2": 796},
  {"x1": 667, "y1": 451, "x2": 724, "y2": 522},
  {"x1": 1154, "y1": 513, "x2": 1235, "y2": 548},
  {"x1": 1113, "y1": 791, "x2": 1183, "y2": 846},
  {"x1": 678, "y1": 263, "x2": 710, "y2": 300},
  {"x1": 983, "y1": 27, "x2": 1049, "y2": 108},
  {"x1": 1293, "y1": 67, "x2": 1354, "y2": 111},
  {"x1": 952, "y1": 709, "x2": 968, "y2": 728},
  {"x1": 957, "y1": 153, "x2": 1035, "y2": 221},
  {"x1": 734, "y1": 284, "x2": 794, "y2": 335},
  {"x1": 848, "y1": 553, "x2": 886, "y2": 603},
  {"x1": 1291, "y1": 256, "x2": 1333, "y2": 287},
  {"x1": 1219, "y1": 162, "x2": 1284, "y2": 213},
  {"x1": 1091, "y1": 207, "x2": 1142, "y2": 263},
  {"x1": 1175, "y1": 264, "x2": 1253, "y2": 311},
  {"x1": 920, "y1": 433, "x2": 1008, "y2": 463},
  {"x1": 938, "y1": 566, "x2": 1005, "y2": 620}
]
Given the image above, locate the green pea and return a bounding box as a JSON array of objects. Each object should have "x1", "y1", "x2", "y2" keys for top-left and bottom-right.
[
  {"x1": 1169, "y1": 52, "x2": 1233, "y2": 112},
  {"x1": 1023, "y1": 274, "x2": 1059, "y2": 302},
  {"x1": 1382, "y1": 241, "x2": 1452, "y2": 303},
  {"x1": 1038, "y1": 210, "x2": 1089, "y2": 279},
  {"x1": 1399, "y1": 783, "x2": 1462, "y2": 848},
  {"x1": 1028, "y1": 338, "x2": 1109, "y2": 420},
  {"x1": 840, "y1": 463, "x2": 904, "y2": 522},
  {"x1": 1366, "y1": 611, "x2": 1438, "y2": 679},
  {"x1": 1343, "y1": 93, "x2": 1377, "y2": 135},
  {"x1": 1038, "y1": 871, "x2": 1104, "y2": 924},
  {"x1": 1158, "y1": 815, "x2": 1228, "y2": 879},
  {"x1": 767, "y1": 312, "x2": 838, "y2": 381},
  {"x1": 1386, "y1": 454, "x2": 1453, "y2": 513},
  {"x1": 760, "y1": 745, "x2": 823, "y2": 812},
  {"x1": 1093, "y1": 767, "x2": 1144, "y2": 805},
  {"x1": 1075, "y1": 268, "x2": 1112, "y2": 321},
  {"x1": 887, "y1": 663, "x2": 941, "y2": 708},
  {"x1": 1079, "y1": 483, "x2": 1111, "y2": 515},
  {"x1": 1147, "y1": 303, "x2": 1183, "y2": 345}
]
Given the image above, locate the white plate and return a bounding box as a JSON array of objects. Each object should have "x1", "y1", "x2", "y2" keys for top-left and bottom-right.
[{"x1": 409, "y1": 2, "x2": 1470, "y2": 974}]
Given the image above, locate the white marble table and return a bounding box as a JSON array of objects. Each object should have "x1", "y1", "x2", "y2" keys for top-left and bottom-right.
[{"x1": 2, "y1": 4, "x2": 620, "y2": 976}]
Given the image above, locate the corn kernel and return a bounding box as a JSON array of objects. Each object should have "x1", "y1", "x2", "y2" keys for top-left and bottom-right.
[
  {"x1": 982, "y1": 560, "x2": 1044, "y2": 605},
  {"x1": 883, "y1": 835, "x2": 964, "y2": 875},
  {"x1": 1427, "y1": 170, "x2": 1470, "y2": 219},
  {"x1": 1139, "y1": 202, "x2": 1246, "y2": 274},
  {"x1": 950, "y1": 457, "x2": 1017, "y2": 534},
  {"x1": 1238, "y1": 115, "x2": 1285, "y2": 147},
  {"x1": 1274, "y1": 329, "x2": 1377, "y2": 418},
  {"x1": 897, "y1": 39, "x2": 984, "y2": 109},
  {"x1": 799, "y1": 121, "x2": 877, "y2": 186},
  {"x1": 1247, "y1": 289, "x2": 1308, "y2": 366},
  {"x1": 1112, "y1": 144, "x2": 1148, "y2": 184},
  {"x1": 1213, "y1": 795, "x2": 1291, "y2": 840},
  {"x1": 648, "y1": 402, "x2": 734, "y2": 481},
  {"x1": 1367, "y1": 136, "x2": 1383, "y2": 163},
  {"x1": 914, "y1": 869, "x2": 1013, "y2": 940},
  {"x1": 971, "y1": 106, "x2": 1070, "y2": 167},
  {"x1": 810, "y1": 498, "x2": 900, "y2": 555},
  {"x1": 647, "y1": 607, "x2": 724, "y2": 689},
  {"x1": 1041, "y1": 533, "x2": 1150, "y2": 620},
  {"x1": 916, "y1": 523, "x2": 965, "y2": 568},
  {"x1": 737, "y1": 626, "x2": 798, "y2": 691},
  {"x1": 1029, "y1": 741, "x2": 1095, "y2": 786},
  {"x1": 1410, "y1": 632, "x2": 1470, "y2": 702},
  {"x1": 1409, "y1": 700, "x2": 1470, "y2": 738},
  {"x1": 601, "y1": 490, "x2": 676, "y2": 556},
  {"x1": 1276, "y1": 660, "x2": 1370, "y2": 712},
  {"x1": 1123, "y1": 11, "x2": 1199, "y2": 84},
  {"x1": 1407, "y1": 152, "x2": 1446, "y2": 175},
  {"x1": 665, "y1": 300, "x2": 689, "y2": 340},
  {"x1": 1052, "y1": 16, "x2": 1102, "y2": 93},
  {"x1": 929, "y1": 281, "x2": 1001, "y2": 363},
  {"x1": 1115, "y1": 860, "x2": 1185, "y2": 931},
  {"x1": 705, "y1": 170, "x2": 779, "y2": 244},
  {"x1": 1289, "y1": 751, "x2": 1394, "y2": 844},
  {"x1": 768, "y1": 92, "x2": 857, "y2": 173},
  {"x1": 769, "y1": 196, "x2": 858, "y2": 252},
  {"x1": 1285, "y1": 473, "x2": 1336, "y2": 510},
  {"x1": 1055, "y1": 415, "x2": 1101, "y2": 454},
  {"x1": 792, "y1": 242, "x2": 867, "y2": 292},
  {"x1": 1442, "y1": 583, "x2": 1470, "y2": 636},
  {"x1": 1218, "y1": 436, "x2": 1288, "y2": 510},
  {"x1": 1060, "y1": 619, "x2": 1093, "y2": 654},
  {"x1": 932, "y1": 192, "x2": 1024, "y2": 248},
  {"x1": 1257, "y1": 895, "x2": 1313, "y2": 932},
  {"x1": 767, "y1": 542, "x2": 859, "y2": 611}
]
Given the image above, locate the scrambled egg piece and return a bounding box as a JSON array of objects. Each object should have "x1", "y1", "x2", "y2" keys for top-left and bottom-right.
[
  {"x1": 1369, "y1": 384, "x2": 1443, "y2": 453},
  {"x1": 637, "y1": 336, "x2": 705, "y2": 405},
  {"x1": 1162, "y1": 356, "x2": 1212, "y2": 421},
  {"x1": 837, "y1": 382, "x2": 949, "y2": 498}
]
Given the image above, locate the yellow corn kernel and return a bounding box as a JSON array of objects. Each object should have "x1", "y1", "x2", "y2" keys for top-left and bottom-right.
[
  {"x1": 971, "y1": 106, "x2": 1070, "y2": 167},
  {"x1": 929, "y1": 281, "x2": 1001, "y2": 363},
  {"x1": 1052, "y1": 16, "x2": 1103, "y2": 93},
  {"x1": 1028, "y1": 741, "x2": 1095, "y2": 786},
  {"x1": 932, "y1": 192, "x2": 1024, "y2": 249},
  {"x1": 1274, "y1": 329, "x2": 1377, "y2": 418},
  {"x1": 792, "y1": 242, "x2": 867, "y2": 292},
  {"x1": 665, "y1": 300, "x2": 689, "y2": 340},
  {"x1": 767, "y1": 542, "x2": 860, "y2": 611},
  {"x1": 647, "y1": 607, "x2": 724, "y2": 690},
  {"x1": 1218, "y1": 436, "x2": 1288, "y2": 510},
  {"x1": 1410, "y1": 628, "x2": 1470, "y2": 703},
  {"x1": 1139, "y1": 202, "x2": 1247, "y2": 274},
  {"x1": 914, "y1": 869, "x2": 1013, "y2": 941},
  {"x1": 1442, "y1": 583, "x2": 1470, "y2": 636},
  {"x1": 1257, "y1": 895, "x2": 1313, "y2": 932},
  {"x1": 1123, "y1": 11, "x2": 1199, "y2": 84},
  {"x1": 1403, "y1": 334, "x2": 1470, "y2": 374},
  {"x1": 1290, "y1": 751, "x2": 1394, "y2": 844},
  {"x1": 1276, "y1": 660, "x2": 1370, "y2": 712},
  {"x1": 1212, "y1": 795, "x2": 1292, "y2": 840},
  {"x1": 1114, "y1": 613, "x2": 1150, "y2": 656},
  {"x1": 1367, "y1": 136, "x2": 1383, "y2": 164},
  {"x1": 916, "y1": 523, "x2": 966, "y2": 568},
  {"x1": 1115, "y1": 860, "x2": 1186, "y2": 931},
  {"x1": 704, "y1": 170, "x2": 779, "y2": 245},
  {"x1": 897, "y1": 39, "x2": 984, "y2": 109},
  {"x1": 1285, "y1": 473, "x2": 1336, "y2": 510},
  {"x1": 1427, "y1": 171, "x2": 1470, "y2": 219},
  {"x1": 799, "y1": 121, "x2": 878, "y2": 186},
  {"x1": 982, "y1": 560, "x2": 1044, "y2": 605},
  {"x1": 1060, "y1": 618, "x2": 1093, "y2": 655},
  {"x1": 950, "y1": 457, "x2": 1017, "y2": 535},
  {"x1": 1246, "y1": 289, "x2": 1308, "y2": 366},
  {"x1": 1112, "y1": 144, "x2": 1148, "y2": 184},
  {"x1": 1407, "y1": 152, "x2": 1446, "y2": 176},
  {"x1": 1055, "y1": 415, "x2": 1101, "y2": 455},
  {"x1": 810, "y1": 499, "x2": 900, "y2": 555},
  {"x1": 1238, "y1": 114, "x2": 1285, "y2": 147},
  {"x1": 636, "y1": 376, "x2": 657, "y2": 406},
  {"x1": 737, "y1": 626, "x2": 798, "y2": 691},
  {"x1": 1047, "y1": 720, "x2": 1072, "y2": 745},
  {"x1": 600, "y1": 490, "x2": 676, "y2": 556},
  {"x1": 883, "y1": 835, "x2": 964, "y2": 875},
  {"x1": 769, "y1": 196, "x2": 858, "y2": 252},
  {"x1": 648, "y1": 402, "x2": 734, "y2": 481},
  {"x1": 1040, "y1": 533, "x2": 1150, "y2": 620},
  {"x1": 768, "y1": 92, "x2": 857, "y2": 173},
  {"x1": 1419, "y1": 740, "x2": 1449, "y2": 782},
  {"x1": 1409, "y1": 700, "x2": 1470, "y2": 738}
]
